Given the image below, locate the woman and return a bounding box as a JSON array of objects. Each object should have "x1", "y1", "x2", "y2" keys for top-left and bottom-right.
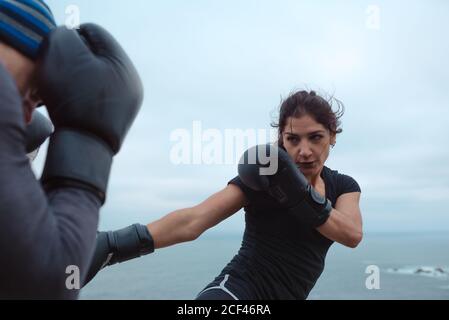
[{"x1": 84, "y1": 90, "x2": 362, "y2": 300}]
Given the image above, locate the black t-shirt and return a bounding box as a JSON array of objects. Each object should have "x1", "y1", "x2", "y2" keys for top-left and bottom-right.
[{"x1": 218, "y1": 166, "x2": 361, "y2": 300}]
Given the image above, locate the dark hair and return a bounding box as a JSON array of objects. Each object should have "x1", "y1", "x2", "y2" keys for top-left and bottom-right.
[{"x1": 272, "y1": 90, "x2": 344, "y2": 146}]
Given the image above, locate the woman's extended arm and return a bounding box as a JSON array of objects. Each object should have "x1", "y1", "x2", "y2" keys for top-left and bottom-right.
[
  {"x1": 148, "y1": 184, "x2": 247, "y2": 249},
  {"x1": 316, "y1": 192, "x2": 363, "y2": 248},
  {"x1": 83, "y1": 184, "x2": 246, "y2": 286}
]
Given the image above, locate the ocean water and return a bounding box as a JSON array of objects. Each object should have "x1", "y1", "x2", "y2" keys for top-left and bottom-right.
[{"x1": 80, "y1": 232, "x2": 449, "y2": 300}]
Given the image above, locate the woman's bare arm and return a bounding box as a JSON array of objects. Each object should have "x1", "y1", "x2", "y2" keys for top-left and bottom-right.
[
  {"x1": 147, "y1": 184, "x2": 247, "y2": 249},
  {"x1": 316, "y1": 192, "x2": 363, "y2": 248}
]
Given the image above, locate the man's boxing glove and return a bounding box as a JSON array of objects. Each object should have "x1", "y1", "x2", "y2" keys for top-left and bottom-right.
[
  {"x1": 238, "y1": 144, "x2": 332, "y2": 228},
  {"x1": 36, "y1": 24, "x2": 143, "y2": 202},
  {"x1": 83, "y1": 224, "x2": 154, "y2": 286}
]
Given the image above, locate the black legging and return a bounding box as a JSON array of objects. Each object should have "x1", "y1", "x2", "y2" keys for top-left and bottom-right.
[
  {"x1": 195, "y1": 274, "x2": 244, "y2": 300},
  {"x1": 196, "y1": 288, "x2": 236, "y2": 300}
]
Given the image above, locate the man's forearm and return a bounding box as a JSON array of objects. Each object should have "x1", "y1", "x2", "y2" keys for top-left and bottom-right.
[{"x1": 0, "y1": 163, "x2": 101, "y2": 299}]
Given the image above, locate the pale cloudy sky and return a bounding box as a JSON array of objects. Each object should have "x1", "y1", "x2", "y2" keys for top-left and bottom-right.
[{"x1": 35, "y1": 0, "x2": 449, "y2": 233}]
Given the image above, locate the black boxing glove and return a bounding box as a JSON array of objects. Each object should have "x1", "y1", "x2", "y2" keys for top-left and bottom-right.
[
  {"x1": 238, "y1": 144, "x2": 332, "y2": 228},
  {"x1": 36, "y1": 24, "x2": 143, "y2": 202},
  {"x1": 25, "y1": 111, "x2": 53, "y2": 154},
  {"x1": 83, "y1": 224, "x2": 154, "y2": 286}
]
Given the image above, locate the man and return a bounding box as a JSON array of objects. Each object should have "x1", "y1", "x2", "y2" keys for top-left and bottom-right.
[{"x1": 0, "y1": 0, "x2": 143, "y2": 299}]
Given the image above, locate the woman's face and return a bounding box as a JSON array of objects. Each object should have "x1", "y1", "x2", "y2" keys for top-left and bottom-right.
[{"x1": 281, "y1": 114, "x2": 336, "y2": 180}]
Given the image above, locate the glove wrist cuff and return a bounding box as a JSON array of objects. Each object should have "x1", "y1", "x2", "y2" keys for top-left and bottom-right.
[
  {"x1": 108, "y1": 224, "x2": 155, "y2": 265},
  {"x1": 288, "y1": 192, "x2": 332, "y2": 228},
  {"x1": 41, "y1": 129, "x2": 113, "y2": 203},
  {"x1": 135, "y1": 224, "x2": 155, "y2": 256},
  {"x1": 308, "y1": 186, "x2": 333, "y2": 227}
]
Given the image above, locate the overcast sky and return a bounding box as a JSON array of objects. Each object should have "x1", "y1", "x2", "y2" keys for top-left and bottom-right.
[{"x1": 36, "y1": 0, "x2": 449, "y2": 234}]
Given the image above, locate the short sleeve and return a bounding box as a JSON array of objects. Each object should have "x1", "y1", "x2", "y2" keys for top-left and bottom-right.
[
  {"x1": 337, "y1": 174, "x2": 361, "y2": 196},
  {"x1": 228, "y1": 176, "x2": 260, "y2": 205}
]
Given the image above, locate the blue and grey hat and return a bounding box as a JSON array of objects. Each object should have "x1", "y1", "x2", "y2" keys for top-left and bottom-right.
[{"x1": 0, "y1": 0, "x2": 56, "y2": 59}]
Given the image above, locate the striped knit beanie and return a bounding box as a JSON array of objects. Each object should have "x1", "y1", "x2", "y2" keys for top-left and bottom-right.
[{"x1": 0, "y1": 0, "x2": 56, "y2": 59}]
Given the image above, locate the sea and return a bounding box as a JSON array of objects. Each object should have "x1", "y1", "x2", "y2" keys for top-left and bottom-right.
[{"x1": 80, "y1": 232, "x2": 449, "y2": 300}]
